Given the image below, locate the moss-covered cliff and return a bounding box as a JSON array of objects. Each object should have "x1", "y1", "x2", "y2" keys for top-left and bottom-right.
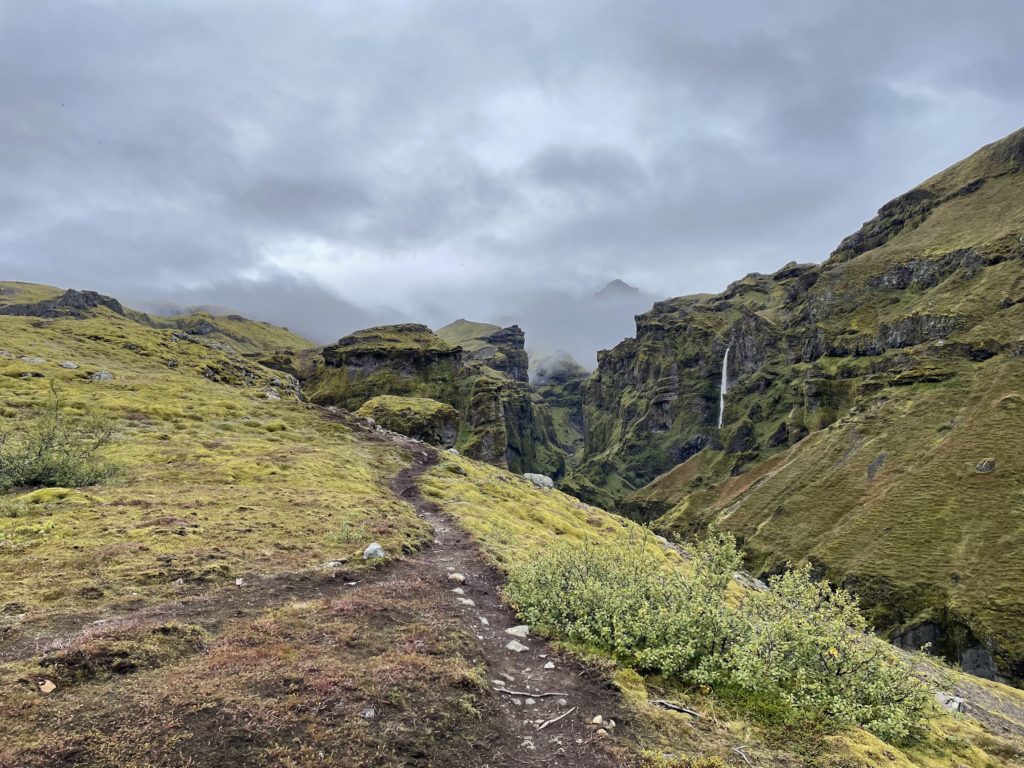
[
  {"x1": 303, "y1": 321, "x2": 568, "y2": 476},
  {"x1": 572, "y1": 126, "x2": 1024, "y2": 682}
]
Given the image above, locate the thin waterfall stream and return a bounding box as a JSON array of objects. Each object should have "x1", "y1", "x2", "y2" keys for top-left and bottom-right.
[{"x1": 718, "y1": 345, "x2": 730, "y2": 428}]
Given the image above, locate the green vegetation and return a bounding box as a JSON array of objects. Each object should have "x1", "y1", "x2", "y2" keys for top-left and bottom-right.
[
  {"x1": 436, "y1": 318, "x2": 502, "y2": 353},
  {"x1": 356, "y1": 395, "x2": 460, "y2": 446},
  {"x1": 307, "y1": 321, "x2": 569, "y2": 476},
  {"x1": 0, "y1": 384, "x2": 118, "y2": 491},
  {"x1": 506, "y1": 537, "x2": 929, "y2": 743}
]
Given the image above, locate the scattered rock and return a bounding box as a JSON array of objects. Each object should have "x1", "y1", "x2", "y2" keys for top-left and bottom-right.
[
  {"x1": 557, "y1": 698, "x2": 568, "y2": 707},
  {"x1": 38, "y1": 679, "x2": 57, "y2": 694},
  {"x1": 457, "y1": 597, "x2": 476, "y2": 607},
  {"x1": 506, "y1": 640, "x2": 530, "y2": 653},
  {"x1": 90, "y1": 371, "x2": 114, "y2": 381},
  {"x1": 544, "y1": 661, "x2": 555, "y2": 670},
  {"x1": 234, "y1": 578, "x2": 245, "y2": 588},
  {"x1": 505, "y1": 625, "x2": 530, "y2": 639},
  {"x1": 59, "y1": 361, "x2": 79, "y2": 369},
  {"x1": 322, "y1": 560, "x2": 347, "y2": 568},
  {"x1": 976, "y1": 458, "x2": 996, "y2": 473},
  {"x1": 591, "y1": 715, "x2": 604, "y2": 725},
  {"x1": 451, "y1": 587, "x2": 465, "y2": 595},
  {"x1": 525, "y1": 698, "x2": 536, "y2": 705},
  {"x1": 447, "y1": 572, "x2": 466, "y2": 584},
  {"x1": 446, "y1": 448, "x2": 460, "y2": 455},
  {"x1": 523, "y1": 473, "x2": 555, "y2": 490},
  {"x1": 20, "y1": 356, "x2": 45, "y2": 364},
  {"x1": 936, "y1": 692, "x2": 965, "y2": 713},
  {"x1": 265, "y1": 388, "x2": 281, "y2": 401},
  {"x1": 479, "y1": 616, "x2": 489, "y2": 626},
  {"x1": 362, "y1": 542, "x2": 385, "y2": 560},
  {"x1": 596, "y1": 728, "x2": 608, "y2": 737},
  {"x1": 361, "y1": 708, "x2": 376, "y2": 719}
]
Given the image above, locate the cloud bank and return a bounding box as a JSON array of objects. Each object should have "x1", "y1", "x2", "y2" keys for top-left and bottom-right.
[{"x1": 1, "y1": 0, "x2": 1022, "y2": 363}]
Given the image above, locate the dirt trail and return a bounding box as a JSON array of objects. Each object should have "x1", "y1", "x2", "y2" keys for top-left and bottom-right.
[{"x1": 390, "y1": 444, "x2": 630, "y2": 766}]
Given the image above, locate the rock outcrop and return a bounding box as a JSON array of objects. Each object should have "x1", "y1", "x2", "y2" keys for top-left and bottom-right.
[
  {"x1": 0, "y1": 288, "x2": 125, "y2": 318},
  {"x1": 356, "y1": 395, "x2": 460, "y2": 447}
]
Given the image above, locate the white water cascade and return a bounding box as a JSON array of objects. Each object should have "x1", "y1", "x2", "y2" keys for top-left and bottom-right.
[{"x1": 718, "y1": 345, "x2": 730, "y2": 428}]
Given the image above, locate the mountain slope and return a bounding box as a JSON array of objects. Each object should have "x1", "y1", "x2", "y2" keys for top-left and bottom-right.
[{"x1": 572, "y1": 127, "x2": 1024, "y2": 682}]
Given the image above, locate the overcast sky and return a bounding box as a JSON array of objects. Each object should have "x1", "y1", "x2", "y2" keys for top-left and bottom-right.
[{"x1": 1, "y1": 1, "x2": 1022, "y2": 365}]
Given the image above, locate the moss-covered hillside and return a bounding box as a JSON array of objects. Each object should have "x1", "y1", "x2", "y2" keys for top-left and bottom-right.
[
  {"x1": 572, "y1": 127, "x2": 1024, "y2": 683},
  {"x1": 1, "y1": 282, "x2": 1023, "y2": 767}
]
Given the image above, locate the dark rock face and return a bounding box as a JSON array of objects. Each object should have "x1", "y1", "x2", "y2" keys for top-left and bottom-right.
[
  {"x1": 0, "y1": 289, "x2": 125, "y2": 318},
  {"x1": 477, "y1": 325, "x2": 529, "y2": 383}
]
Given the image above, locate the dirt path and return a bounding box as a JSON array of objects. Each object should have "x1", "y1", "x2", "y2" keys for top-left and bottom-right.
[{"x1": 390, "y1": 444, "x2": 631, "y2": 766}]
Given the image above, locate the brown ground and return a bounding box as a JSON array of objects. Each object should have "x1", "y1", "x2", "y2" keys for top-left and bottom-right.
[{"x1": 0, "y1": 435, "x2": 636, "y2": 767}]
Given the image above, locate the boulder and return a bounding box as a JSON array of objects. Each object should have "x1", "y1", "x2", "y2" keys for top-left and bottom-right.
[
  {"x1": 90, "y1": 371, "x2": 114, "y2": 381},
  {"x1": 505, "y1": 640, "x2": 530, "y2": 653},
  {"x1": 362, "y1": 542, "x2": 385, "y2": 560},
  {"x1": 505, "y1": 625, "x2": 530, "y2": 639},
  {"x1": 976, "y1": 458, "x2": 996, "y2": 473},
  {"x1": 59, "y1": 361, "x2": 79, "y2": 370},
  {"x1": 935, "y1": 692, "x2": 965, "y2": 713},
  {"x1": 523, "y1": 473, "x2": 554, "y2": 490}
]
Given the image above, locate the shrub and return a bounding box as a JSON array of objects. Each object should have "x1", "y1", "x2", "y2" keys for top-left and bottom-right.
[
  {"x1": 504, "y1": 531, "x2": 740, "y2": 677},
  {"x1": 723, "y1": 564, "x2": 931, "y2": 742},
  {"x1": 505, "y1": 535, "x2": 930, "y2": 743},
  {"x1": 0, "y1": 385, "x2": 118, "y2": 490}
]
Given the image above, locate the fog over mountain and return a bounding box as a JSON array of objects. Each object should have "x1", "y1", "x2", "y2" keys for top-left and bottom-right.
[{"x1": 1, "y1": 1, "x2": 1022, "y2": 360}]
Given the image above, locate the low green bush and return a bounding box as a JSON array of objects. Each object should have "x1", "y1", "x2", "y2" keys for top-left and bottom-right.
[
  {"x1": 505, "y1": 534, "x2": 930, "y2": 744},
  {"x1": 505, "y1": 531, "x2": 740, "y2": 677},
  {"x1": 0, "y1": 386, "x2": 118, "y2": 490},
  {"x1": 723, "y1": 564, "x2": 930, "y2": 742}
]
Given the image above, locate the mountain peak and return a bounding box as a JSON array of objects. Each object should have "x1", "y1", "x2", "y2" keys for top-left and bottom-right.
[{"x1": 594, "y1": 279, "x2": 641, "y2": 299}]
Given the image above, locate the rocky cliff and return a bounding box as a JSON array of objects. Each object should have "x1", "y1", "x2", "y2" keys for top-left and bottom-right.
[
  {"x1": 569, "y1": 126, "x2": 1024, "y2": 682},
  {"x1": 303, "y1": 321, "x2": 568, "y2": 476}
]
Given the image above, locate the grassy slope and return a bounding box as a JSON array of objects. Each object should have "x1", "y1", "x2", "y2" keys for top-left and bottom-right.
[
  {"x1": 0, "y1": 310, "x2": 429, "y2": 616},
  {"x1": 421, "y1": 457, "x2": 1024, "y2": 767},
  {"x1": 164, "y1": 311, "x2": 313, "y2": 354},
  {"x1": 436, "y1": 318, "x2": 501, "y2": 354}
]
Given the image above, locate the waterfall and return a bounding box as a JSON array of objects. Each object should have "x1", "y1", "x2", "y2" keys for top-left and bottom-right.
[{"x1": 718, "y1": 345, "x2": 730, "y2": 428}]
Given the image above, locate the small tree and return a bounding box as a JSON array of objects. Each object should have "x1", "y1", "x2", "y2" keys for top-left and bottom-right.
[{"x1": 0, "y1": 384, "x2": 117, "y2": 490}]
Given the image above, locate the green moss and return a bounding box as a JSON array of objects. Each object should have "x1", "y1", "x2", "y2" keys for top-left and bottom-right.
[{"x1": 357, "y1": 395, "x2": 460, "y2": 446}]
